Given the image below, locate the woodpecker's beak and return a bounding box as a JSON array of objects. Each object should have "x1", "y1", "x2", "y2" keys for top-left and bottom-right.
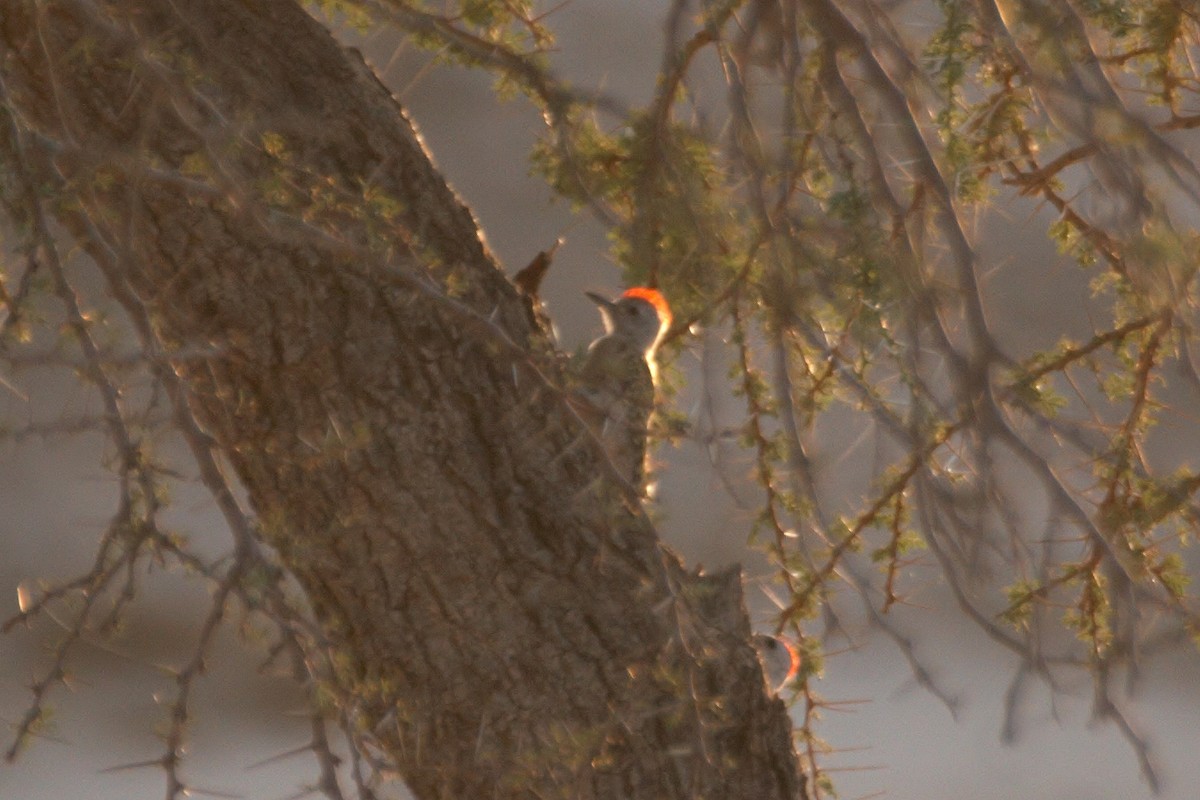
[{"x1": 585, "y1": 291, "x2": 616, "y2": 310}]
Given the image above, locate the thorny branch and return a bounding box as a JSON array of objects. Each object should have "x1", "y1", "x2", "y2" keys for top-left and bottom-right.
[
  {"x1": 687, "y1": 0, "x2": 1200, "y2": 794},
  {"x1": 0, "y1": 28, "x2": 357, "y2": 800}
]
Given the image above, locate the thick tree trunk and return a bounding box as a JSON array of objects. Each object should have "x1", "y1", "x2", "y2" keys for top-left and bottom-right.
[{"x1": 0, "y1": 1, "x2": 803, "y2": 797}]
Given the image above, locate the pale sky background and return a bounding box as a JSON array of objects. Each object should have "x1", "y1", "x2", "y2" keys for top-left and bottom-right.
[{"x1": 3, "y1": 3, "x2": 1200, "y2": 799}]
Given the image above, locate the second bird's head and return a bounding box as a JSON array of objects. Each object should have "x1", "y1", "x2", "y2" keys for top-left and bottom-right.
[{"x1": 586, "y1": 287, "x2": 672, "y2": 355}]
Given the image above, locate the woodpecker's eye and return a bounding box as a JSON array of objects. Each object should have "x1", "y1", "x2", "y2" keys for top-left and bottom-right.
[{"x1": 627, "y1": 306, "x2": 638, "y2": 316}]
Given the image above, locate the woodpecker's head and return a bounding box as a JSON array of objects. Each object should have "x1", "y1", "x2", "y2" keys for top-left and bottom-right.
[
  {"x1": 753, "y1": 633, "x2": 799, "y2": 693},
  {"x1": 586, "y1": 287, "x2": 671, "y2": 355}
]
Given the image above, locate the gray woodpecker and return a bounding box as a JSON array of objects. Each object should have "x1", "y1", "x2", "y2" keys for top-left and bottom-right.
[
  {"x1": 577, "y1": 287, "x2": 671, "y2": 490},
  {"x1": 753, "y1": 633, "x2": 800, "y2": 693}
]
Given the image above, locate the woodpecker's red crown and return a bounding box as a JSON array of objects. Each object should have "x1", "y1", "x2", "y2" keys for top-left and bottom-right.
[{"x1": 621, "y1": 287, "x2": 672, "y2": 328}]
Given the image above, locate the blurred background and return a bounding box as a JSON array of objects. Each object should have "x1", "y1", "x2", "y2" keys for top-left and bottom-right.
[{"x1": 3, "y1": 2, "x2": 1200, "y2": 798}]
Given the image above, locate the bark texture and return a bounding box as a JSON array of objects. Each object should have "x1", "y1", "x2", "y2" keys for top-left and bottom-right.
[{"x1": 0, "y1": 2, "x2": 804, "y2": 797}]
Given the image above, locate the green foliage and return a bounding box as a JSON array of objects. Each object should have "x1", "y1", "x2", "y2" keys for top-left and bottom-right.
[
  {"x1": 1064, "y1": 567, "x2": 1113, "y2": 655},
  {"x1": 1154, "y1": 552, "x2": 1190, "y2": 598},
  {"x1": 1000, "y1": 579, "x2": 1039, "y2": 630},
  {"x1": 1048, "y1": 219, "x2": 1099, "y2": 267},
  {"x1": 870, "y1": 528, "x2": 923, "y2": 563},
  {"x1": 1077, "y1": 0, "x2": 1135, "y2": 38},
  {"x1": 530, "y1": 114, "x2": 626, "y2": 205},
  {"x1": 534, "y1": 111, "x2": 743, "y2": 317},
  {"x1": 1011, "y1": 374, "x2": 1068, "y2": 415},
  {"x1": 312, "y1": 0, "x2": 375, "y2": 32}
]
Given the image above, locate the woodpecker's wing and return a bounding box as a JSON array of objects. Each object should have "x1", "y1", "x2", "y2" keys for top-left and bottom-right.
[
  {"x1": 578, "y1": 335, "x2": 653, "y2": 409},
  {"x1": 576, "y1": 334, "x2": 655, "y2": 489}
]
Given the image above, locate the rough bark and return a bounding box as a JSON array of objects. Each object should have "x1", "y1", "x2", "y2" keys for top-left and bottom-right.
[{"x1": 0, "y1": 1, "x2": 804, "y2": 797}]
